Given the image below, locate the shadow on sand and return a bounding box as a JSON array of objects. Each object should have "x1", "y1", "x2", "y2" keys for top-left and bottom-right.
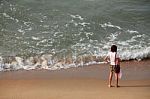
[{"x1": 120, "y1": 85, "x2": 150, "y2": 88}]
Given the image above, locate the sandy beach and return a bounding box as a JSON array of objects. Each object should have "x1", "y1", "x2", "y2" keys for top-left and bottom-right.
[{"x1": 0, "y1": 60, "x2": 150, "y2": 99}]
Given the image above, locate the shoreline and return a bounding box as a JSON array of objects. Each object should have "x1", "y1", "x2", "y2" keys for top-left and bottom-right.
[
  {"x1": 0, "y1": 59, "x2": 150, "y2": 80},
  {"x1": 0, "y1": 54, "x2": 150, "y2": 72}
]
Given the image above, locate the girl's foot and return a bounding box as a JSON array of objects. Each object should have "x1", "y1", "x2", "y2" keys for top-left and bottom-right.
[
  {"x1": 116, "y1": 85, "x2": 120, "y2": 88},
  {"x1": 108, "y1": 85, "x2": 112, "y2": 88}
]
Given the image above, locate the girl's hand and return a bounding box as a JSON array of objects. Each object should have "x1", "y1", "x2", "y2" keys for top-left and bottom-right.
[{"x1": 104, "y1": 56, "x2": 109, "y2": 63}]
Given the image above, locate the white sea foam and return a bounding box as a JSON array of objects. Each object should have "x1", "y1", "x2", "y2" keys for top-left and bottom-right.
[
  {"x1": 120, "y1": 47, "x2": 150, "y2": 60},
  {"x1": 23, "y1": 21, "x2": 32, "y2": 27},
  {"x1": 132, "y1": 34, "x2": 146, "y2": 39},
  {"x1": 99, "y1": 22, "x2": 122, "y2": 30},
  {"x1": 127, "y1": 30, "x2": 139, "y2": 34},
  {"x1": 25, "y1": 27, "x2": 32, "y2": 31},
  {"x1": 18, "y1": 28, "x2": 25, "y2": 34},
  {"x1": 107, "y1": 32, "x2": 119, "y2": 41},
  {"x1": 78, "y1": 22, "x2": 90, "y2": 27},
  {"x1": 85, "y1": 32, "x2": 94, "y2": 39},
  {"x1": 70, "y1": 14, "x2": 84, "y2": 20},
  {"x1": 2, "y1": 13, "x2": 19, "y2": 23},
  {"x1": 117, "y1": 41, "x2": 129, "y2": 46},
  {"x1": 32, "y1": 36, "x2": 40, "y2": 40}
]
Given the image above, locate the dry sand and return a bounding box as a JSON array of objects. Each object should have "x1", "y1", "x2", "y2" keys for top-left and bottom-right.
[{"x1": 0, "y1": 60, "x2": 150, "y2": 99}]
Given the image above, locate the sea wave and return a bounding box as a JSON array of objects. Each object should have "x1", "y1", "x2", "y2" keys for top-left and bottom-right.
[{"x1": 0, "y1": 46, "x2": 150, "y2": 71}]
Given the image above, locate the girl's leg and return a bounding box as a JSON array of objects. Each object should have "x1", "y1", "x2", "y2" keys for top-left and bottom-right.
[
  {"x1": 108, "y1": 71, "x2": 113, "y2": 87},
  {"x1": 115, "y1": 73, "x2": 119, "y2": 87}
]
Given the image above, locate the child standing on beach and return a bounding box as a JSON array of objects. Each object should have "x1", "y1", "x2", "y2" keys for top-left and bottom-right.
[{"x1": 104, "y1": 45, "x2": 121, "y2": 88}]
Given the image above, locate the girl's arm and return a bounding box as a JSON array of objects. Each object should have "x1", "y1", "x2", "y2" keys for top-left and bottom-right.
[{"x1": 104, "y1": 56, "x2": 109, "y2": 63}]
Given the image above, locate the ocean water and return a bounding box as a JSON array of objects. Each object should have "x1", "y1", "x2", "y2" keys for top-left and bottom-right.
[{"x1": 0, "y1": 0, "x2": 150, "y2": 71}]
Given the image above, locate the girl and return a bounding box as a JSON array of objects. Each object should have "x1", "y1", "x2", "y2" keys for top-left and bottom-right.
[{"x1": 104, "y1": 45, "x2": 121, "y2": 88}]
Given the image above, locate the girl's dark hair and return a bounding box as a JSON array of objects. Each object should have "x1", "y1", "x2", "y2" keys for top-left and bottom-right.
[{"x1": 111, "y1": 45, "x2": 117, "y2": 52}]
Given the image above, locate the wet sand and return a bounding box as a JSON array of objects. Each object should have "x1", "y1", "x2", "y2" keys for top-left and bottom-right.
[{"x1": 0, "y1": 60, "x2": 150, "y2": 99}]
